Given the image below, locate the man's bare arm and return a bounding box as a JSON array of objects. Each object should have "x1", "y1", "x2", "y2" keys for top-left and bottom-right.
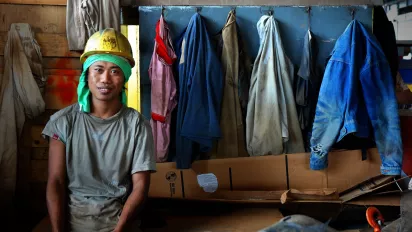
[
  {"x1": 114, "y1": 171, "x2": 151, "y2": 232},
  {"x1": 46, "y1": 138, "x2": 67, "y2": 232}
]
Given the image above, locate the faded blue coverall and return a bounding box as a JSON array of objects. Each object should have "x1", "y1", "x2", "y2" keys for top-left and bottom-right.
[
  {"x1": 310, "y1": 20, "x2": 403, "y2": 175},
  {"x1": 175, "y1": 13, "x2": 224, "y2": 169}
]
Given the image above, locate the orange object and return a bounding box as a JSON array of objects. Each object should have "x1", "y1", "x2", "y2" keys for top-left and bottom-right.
[{"x1": 366, "y1": 207, "x2": 384, "y2": 232}]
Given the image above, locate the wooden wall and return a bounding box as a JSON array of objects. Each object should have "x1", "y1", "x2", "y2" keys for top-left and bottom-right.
[
  {"x1": 0, "y1": 3, "x2": 80, "y2": 228},
  {"x1": 0, "y1": 4, "x2": 82, "y2": 109}
]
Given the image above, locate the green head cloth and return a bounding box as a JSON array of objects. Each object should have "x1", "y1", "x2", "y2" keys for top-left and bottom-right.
[{"x1": 77, "y1": 54, "x2": 132, "y2": 113}]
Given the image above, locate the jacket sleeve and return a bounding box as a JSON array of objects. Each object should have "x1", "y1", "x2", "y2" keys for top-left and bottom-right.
[
  {"x1": 360, "y1": 61, "x2": 403, "y2": 175},
  {"x1": 309, "y1": 60, "x2": 345, "y2": 170}
]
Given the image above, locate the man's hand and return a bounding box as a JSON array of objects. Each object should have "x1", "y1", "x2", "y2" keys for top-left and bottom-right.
[
  {"x1": 114, "y1": 171, "x2": 151, "y2": 232},
  {"x1": 46, "y1": 138, "x2": 67, "y2": 232}
]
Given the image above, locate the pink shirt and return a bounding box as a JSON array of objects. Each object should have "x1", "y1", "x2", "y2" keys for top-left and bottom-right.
[{"x1": 148, "y1": 16, "x2": 177, "y2": 162}]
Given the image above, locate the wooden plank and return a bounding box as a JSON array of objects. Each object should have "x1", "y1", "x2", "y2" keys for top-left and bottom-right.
[
  {"x1": 45, "y1": 69, "x2": 81, "y2": 75},
  {"x1": 32, "y1": 217, "x2": 51, "y2": 232},
  {"x1": 32, "y1": 148, "x2": 49, "y2": 160},
  {"x1": 347, "y1": 194, "x2": 401, "y2": 206},
  {"x1": 45, "y1": 74, "x2": 79, "y2": 109},
  {"x1": 29, "y1": 182, "x2": 48, "y2": 216},
  {"x1": 31, "y1": 125, "x2": 48, "y2": 147},
  {"x1": 0, "y1": 68, "x2": 81, "y2": 109},
  {"x1": 0, "y1": 0, "x2": 66, "y2": 5},
  {"x1": 43, "y1": 57, "x2": 82, "y2": 69},
  {"x1": 0, "y1": 32, "x2": 81, "y2": 57},
  {"x1": 0, "y1": 56, "x2": 82, "y2": 69},
  {"x1": 0, "y1": 4, "x2": 66, "y2": 33},
  {"x1": 30, "y1": 160, "x2": 48, "y2": 182},
  {"x1": 16, "y1": 121, "x2": 34, "y2": 204},
  {"x1": 0, "y1": 0, "x2": 134, "y2": 6}
]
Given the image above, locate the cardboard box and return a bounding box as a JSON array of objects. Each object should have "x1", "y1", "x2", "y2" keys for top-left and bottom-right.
[
  {"x1": 149, "y1": 162, "x2": 184, "y2": 198},
  {"x1": 287, "y1": 149, "x2": 381, "y2": 192},
  {"x1": 149, "y1": 149, "x2": 389, "y2": 204},
  {"x1": 149, "y1": 155, "x2": 288, "y2": 199}
]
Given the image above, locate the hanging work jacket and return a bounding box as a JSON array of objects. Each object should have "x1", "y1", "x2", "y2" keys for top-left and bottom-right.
[
  {"x1": 175, "y1": 13, "x2": 224, "y2": 169},
  {"x1": 66, "y1": 0, "x2": 120, "y2": 50},
  {"x1": 211, "y1": 10, "x2": 251, "y2": 158},
  {"x1": 246, "y1": 15, "x2": 304, "y2": 156},
  {"x1": 149, "y1": 15, "x2": 177, "y2": 162},
  {"x1": 0, "y1": 23, "x2": 45, "y2": 210},
  {"x1": 310, "y1": 20, "x2": 403, "y2": 175},
  {"x1": 296, "y1": 29, "x2": 321, "y2": 150}
]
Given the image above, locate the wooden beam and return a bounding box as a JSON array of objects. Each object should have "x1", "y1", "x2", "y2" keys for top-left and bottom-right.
[
  {"x1": 0, "y1": 57, "x2": 81, "y2": 69},
  {"x1": 31, "y1": 125, "x2": 48, "y2": 148},
  {"x1": 45, "y1": 74, "x2": 79, "y2": 109},
  {"x1": 0, "y1": 32, "x2": 81, "y2": 57},
  {"x1": 0, "y1": 4, "x2": 66, "y2": 33},
  {"x1": 0, "y1": 0, "x2": 383, "y2": 6},
  {"x1": 0, "y1": 0, "x2": 66, "y2": 5},
  {"x1": 31, "y1": 148, "x2": 49, "y2": 160},
  {"x1": 42, "y1": 57, "x2": 82, "y2": 69},
  {"x1": 0, "y1": 0, "x2": 135, "y2": 6},
  {"x1": 30, "y1": 160, "x2": 48, "y2": 182}
]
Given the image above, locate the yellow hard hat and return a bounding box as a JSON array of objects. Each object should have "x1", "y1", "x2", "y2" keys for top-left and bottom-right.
[{"x1": 80, "y1": 28, "x2": 135, "y2": 67}]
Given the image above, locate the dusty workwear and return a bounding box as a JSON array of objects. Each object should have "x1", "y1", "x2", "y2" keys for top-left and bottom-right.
[
  {"x1": 42, "y1": 103, "x2": 155, "y2": 232},
  {"x1": 310, "y1": 20, "x2": 403, "y2": 175},
  {"x1": 148, "y1": 15, "x2": 178, "y2": 162},
  {"x1": 66, "y1": 0, "x2": 120, "y2": 51},
  {"x1": 0, "y1": 23, "x2": 45, "y2": 213},
  {"x1": 211, "y1": 10, "x2": 250, "y2": 159},
  {"x1": 246, "y1": 15, "x2": 304, "y2": 156}
]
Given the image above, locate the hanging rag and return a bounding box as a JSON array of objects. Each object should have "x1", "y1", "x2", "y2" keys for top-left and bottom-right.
[
  {"x1": 0, "y1": 23, "x2": 45, "y2": 210},
  {"x1": 66, "y1": 0, "x2": 120, "y2": 50},
  {"x1": 13, "y1": 24, "x2": 46, "y2": 94},
  {"x1": 310, "y1": 20, "x2": 403, "y2": 175},
  {"x1": 296, "y1": 29, "x2": 321, "y2": 151},
  {"x1": 149, "y1": 15, "x2": 177, "y2": 162},
  {"x1": 246, "y1": 15, "x2": 304, "y2": 156},
  {"x1": 211, "y1": 10, "x2": 250, "y2": 158},
  {"x1": 175, "y1": 13, "x2": 224, "y2": 169}
]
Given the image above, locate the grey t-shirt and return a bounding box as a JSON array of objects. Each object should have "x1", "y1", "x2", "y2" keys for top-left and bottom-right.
[{"x1": 42, "y1": 103, "x2": 156, "y2": 232}]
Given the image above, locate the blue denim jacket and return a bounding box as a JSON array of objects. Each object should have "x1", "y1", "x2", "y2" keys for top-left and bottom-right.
[
  {"x1": 175, "y1": 13, "x2": 224, "y2": 169},
  {"x1": 310, "y1": 20, "x2": 403, "y2": 175}
]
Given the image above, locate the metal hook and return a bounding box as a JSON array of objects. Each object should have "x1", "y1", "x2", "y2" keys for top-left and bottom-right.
[
  {"x1": 351, "y1": 8, "x2": 356, "y2": 20},
  {"x1": 195, "y1": 7, "x2": 201, "y2": 13},
  {"x1": 306, "y1": 6, "x2": 311, "y2": 30},
  {"x1": 268, "y1": 6, "x2": 274, "y2": 16},
  {"x1": 231, "y1": 6, "x2": 236, "y2": 15},
  {"x1": 161, "y1": 5, "x2": 165, "y2": 17},
  {"x1": 260, "y1": 6, "x2": 273, "y2": 16}
]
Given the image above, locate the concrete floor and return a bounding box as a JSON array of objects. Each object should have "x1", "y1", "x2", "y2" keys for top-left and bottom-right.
[
  {"x1": 33, "y1": 208, "x2": 284, "y2": 232},
  {"x1": 144, "y1": 208, "x2": 284, "y2": 232}
]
